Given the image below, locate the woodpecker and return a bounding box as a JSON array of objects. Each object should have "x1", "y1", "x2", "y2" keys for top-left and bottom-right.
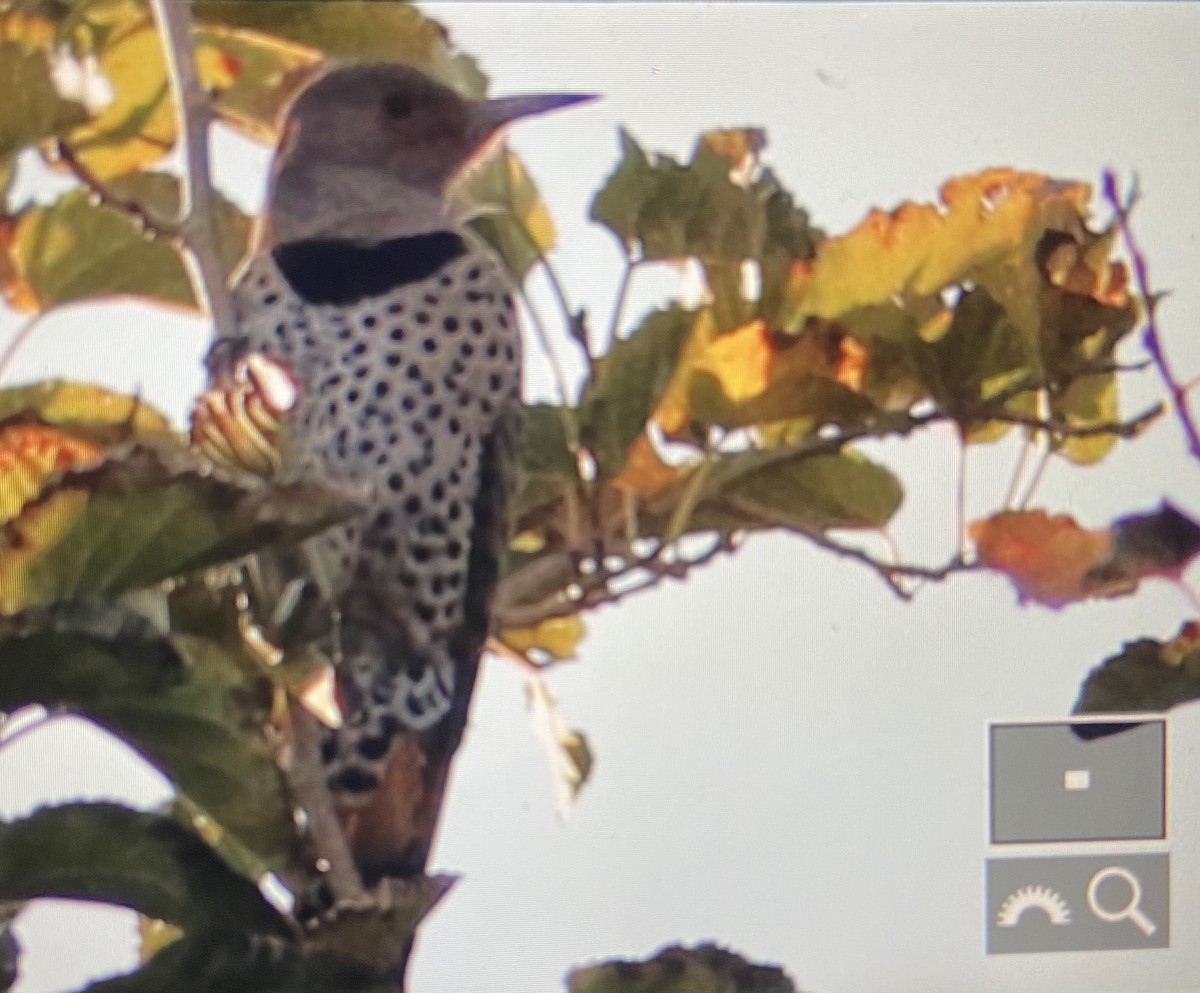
[{"x1": 214, "y1": 63, "x2": 592, "y2": 883}]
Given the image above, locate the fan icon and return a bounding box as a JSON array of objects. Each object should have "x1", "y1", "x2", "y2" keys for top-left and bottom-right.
[{"x1": 996, "y1": 884, "x2": 1073, "y2": 927}]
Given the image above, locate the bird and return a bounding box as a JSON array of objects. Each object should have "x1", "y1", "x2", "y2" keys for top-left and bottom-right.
[{"x1": 209, "y1": 62, "x2": 593, "y2": 887}]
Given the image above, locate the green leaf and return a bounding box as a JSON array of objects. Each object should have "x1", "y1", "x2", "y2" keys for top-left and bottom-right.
[
  {"x1": 0, "y1": 803, "x2": 285, "y2": 933},
  {"x1": 461, "y1": 149, "x2": 555, "y2": 280},
  {"x1": 2, "y1": 439, "x2": 364, "y2": 612},
  {"x1": 0, "y1": 596, "x2": 185, "y2": 702},
  {"x1": 512, "y1": 403, "x2": 575, "y2": 522},
  {"x1": 589, "y1": 129, "x2": 766, "y2": 264},
  {"x1": 1051, "y1": 372, "x2": 1118, "y2": 465},
  {"x1": 568, "y1": 943, "x2": 800, "y2": 993},
  {"x1": 1074, "y1": 632, "x2": 1200, "y2": 716},
  {"x1": 196, "y1": 22, "x2": 322, "y2": 144},
  {"x1": 711, "y1": 449, "x2": 903, "y2": 531},
  {"x1": 84, "y1": 930, "x2": 391, "y2": 993},
  {"x1": 0, "y1": 599, "x2": 298, "y2": 868},
  {"x1": 7, "y1": 173, "x2": 251, "y2": 312},
  {"x1": 580, "y1": 306, "x2": 695, "y2": 476},
  {"x1": 0, "y1": 41, "x2": 88, "y2": 160}
]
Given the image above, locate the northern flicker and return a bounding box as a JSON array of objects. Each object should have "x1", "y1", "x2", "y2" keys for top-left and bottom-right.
[{"x1": 210, "y1": 63, "x2": 592, "y2": 884}]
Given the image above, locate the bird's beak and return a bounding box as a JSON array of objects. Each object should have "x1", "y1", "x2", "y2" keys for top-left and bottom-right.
[{"x1": 471, "y1": 91, "x2": 598, "y2": 138}]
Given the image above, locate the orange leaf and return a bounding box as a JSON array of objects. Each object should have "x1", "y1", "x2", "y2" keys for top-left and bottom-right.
[
  {"x1": 970, "y1": 509, "x2": 1114, "y2": 608},
  {"x1": 0, "y1": 423, "x2": 101, "y2": 522},
  {"x1": 610, "y1": 435, "x2": 681, "y2": 499}
]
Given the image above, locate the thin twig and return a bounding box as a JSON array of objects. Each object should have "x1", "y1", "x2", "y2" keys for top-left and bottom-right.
[
  {"x1": 605, "y1": 257, "x2": 637, "y2": 352},
  {"x1": 151, "y1": 0, "x2": 237, "y2": 340},
  {"x1": 954, "y1": 430, "x2": 968, "y2": 557},
  {"x1": 1002, "y1": 432, "x2": 1034, "y2": 510},
  {"x1": 0, "y1": 313, "x2": 47, "y2": 384},
  {"x1": 799, "y1": 529, "x2": 973, "y2": 599},
  {"x1": 0, "y1": 709, "x2": 61, "y2": 756},
  {"x1": 1102, "y1": 170, "x2": 1200, "y2": 459},
  {"x1": 1016, "y1": 442, "x2": 1053, "y2": 509},
  {"x1": 500, "y1": 212, "x2": 580, "y2": 405},
  {"x1": 47, "y1": 139, "x2": 179, "y2": 238}
]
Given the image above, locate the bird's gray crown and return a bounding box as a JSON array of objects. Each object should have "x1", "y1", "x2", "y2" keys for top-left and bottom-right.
[{"x1": 262, "y1": 62, "x2": 594, "y2": 246}]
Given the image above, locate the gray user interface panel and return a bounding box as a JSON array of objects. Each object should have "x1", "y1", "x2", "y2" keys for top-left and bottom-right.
[
  {"x1": 990, "y1": 721, "x2": 1165, "y2": 844},
  {"x1": 987, "y1": 853, "x2": 1169, "y2": 954}
]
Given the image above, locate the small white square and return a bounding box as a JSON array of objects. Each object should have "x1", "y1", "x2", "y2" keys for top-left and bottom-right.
[{"x1": 1064, "y1": 769, "x2": 1091, "y2": 791}]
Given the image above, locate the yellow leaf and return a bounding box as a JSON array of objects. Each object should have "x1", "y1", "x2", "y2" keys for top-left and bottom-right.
[
  {"x1": 66, "y1": 2, "x2": 174, "y2": 179},
  {"x1": 501, "y1": 614, "x2": 585, "y2": 661},
  {"x1": 138, "y1": 917, "x2": 183, "y2": 963},
  {"x1": 695, "y1": 319, "x2": 773, "y2": 403},
  {"x1": 781, "y1": 168, "x2": 1093, "y2": 349}
]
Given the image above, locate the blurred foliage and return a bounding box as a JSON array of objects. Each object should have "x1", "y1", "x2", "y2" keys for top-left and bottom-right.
[
  {"x1": 568, "y1": 942, "x2": 800, "y2": 993},
  {"x1": 0, "y1": 1, "x2": 1180, "y2": 990}
]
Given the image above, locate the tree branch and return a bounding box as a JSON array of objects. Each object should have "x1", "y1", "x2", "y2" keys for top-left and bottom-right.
[
  {"x1": 151, "y1": 0, "x2": 237, "y2": 340},
  {"x1": 1102, "y1": 170, "x2": 1200, "y2": 460},
  {"x1": 287, "y1": 701, "x2": 365, "y2": 904}
]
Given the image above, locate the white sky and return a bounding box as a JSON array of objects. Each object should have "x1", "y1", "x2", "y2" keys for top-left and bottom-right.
[{"x1": 2, "y1": 3, "x2": 1200, "y2": 992}]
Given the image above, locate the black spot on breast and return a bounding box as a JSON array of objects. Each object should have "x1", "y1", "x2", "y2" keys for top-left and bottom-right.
[
  {"x1": 332, "y1": 767, "x2": 379, "y2": 793},
  {"x1": 358, "y1": 734, "x2": 391, "y2": 760},
  {"x1": 272, "y1": 231, "x2": 467, "y2": 306}
]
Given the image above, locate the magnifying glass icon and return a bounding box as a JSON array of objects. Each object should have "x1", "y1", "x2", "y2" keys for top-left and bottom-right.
[{"x1": 1087, "y1": 866, "x2": 1157, "y2": 936}]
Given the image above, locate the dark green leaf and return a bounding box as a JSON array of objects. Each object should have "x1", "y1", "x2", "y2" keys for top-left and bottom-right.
[
  {"x1": 1075, "y1": 635, "x2": 1200, "y2": 716},
  {"x1": 580, "y1": 307, "x2": 695, "y2": 475},
  {"x1": 0, "y1": 804, "x2": 285, "y2": 933},
  {"x1": 710, "y1": 449, "x2": 902, "y2": 531},
  {"x1": 589, "y1": 129, "x2": 765, "y2": 264},
  {"x1": 85, "y1": 929, "x2": 391, "y2": 993},
  {"x1": 568, "y1": 942, "x2": 800, "y2": 993},
  {"x1": 0, "y1": 599, "x2": 298, "y2": 869}
]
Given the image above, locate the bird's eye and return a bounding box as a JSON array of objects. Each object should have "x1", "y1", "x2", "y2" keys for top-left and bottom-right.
[{"x1": 383, "y1": 91, "x2": 414, "y2": 119}]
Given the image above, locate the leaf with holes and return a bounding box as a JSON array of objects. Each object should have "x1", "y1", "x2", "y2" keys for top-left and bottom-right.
[{"x1": 590, "y1": 128, "x2": 769, "y2": 264}]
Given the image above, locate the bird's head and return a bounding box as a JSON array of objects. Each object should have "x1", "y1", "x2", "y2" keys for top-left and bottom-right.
[{"x1": 265, "y1": 62, "x2": 595, "y2": 243}]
